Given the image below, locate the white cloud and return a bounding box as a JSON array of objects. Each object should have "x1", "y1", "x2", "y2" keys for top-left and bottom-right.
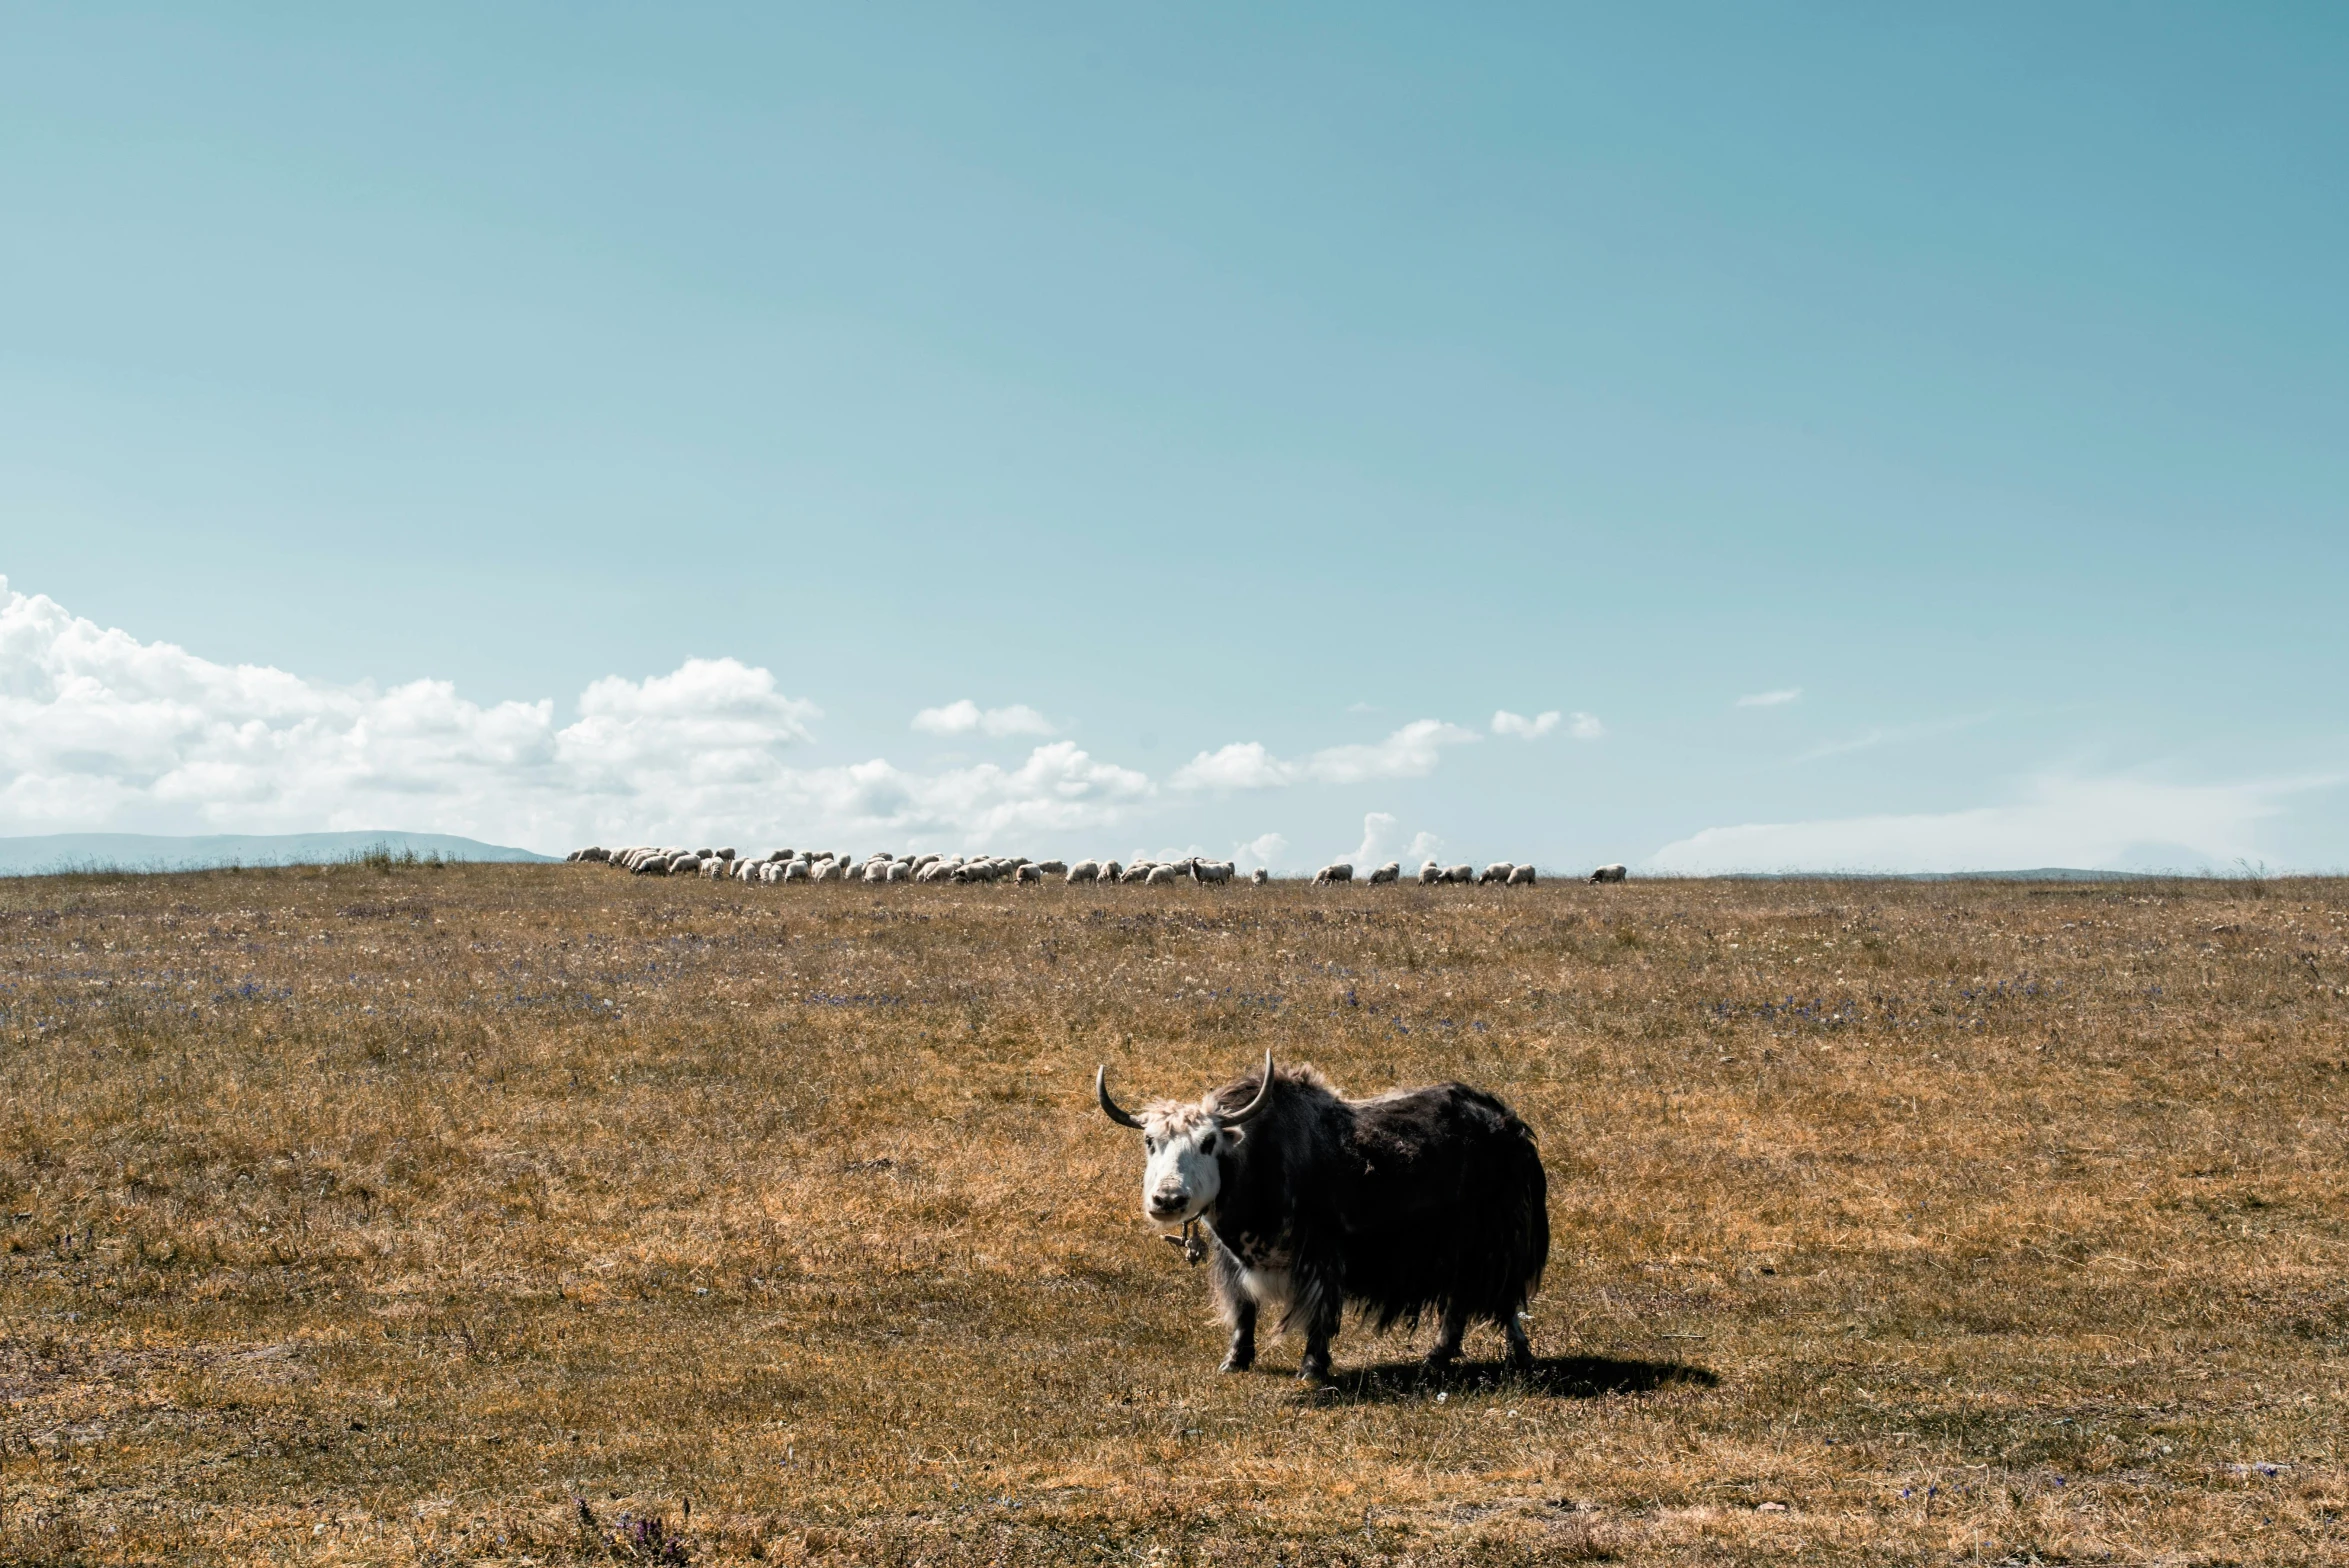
[
  {"x1": 1171, "y1": 741, "x2": 1294, "y2": 791},
  {"x1": 1236, "y1": 831, "x2": 1288, "y2": 869},
  {"x1": 1567, "y1": 711, "x2": 1605, "y2": 741},
  {"x1": 911, "y1": 699, "x2": 1056, "y2": 737},
  {"x1": 1307, "y1": 719, "x2": 1480, "y2": 784},
  {"x1": 1737, "y1": 688, "x2": 1802, "y2": 708},
  {"x1": 1174, "y1": 719, "x2": 1480, "y2": 791},
  {"x1": 1349, "y1": 811, "x2": 1398, "y2": 867},
  {"x1": 1647, "y1": 773, "x2": 2334, "y2": 875},
  {"x1": 1404, "y1": 830, "x2": 1445, "y2": 864},
  {"x1": 1492, "y1": 709, "x2": 1559, "y2": 739},
  {"x1": 0, "y1": 579, "x2": 1146, "y2": 852}
]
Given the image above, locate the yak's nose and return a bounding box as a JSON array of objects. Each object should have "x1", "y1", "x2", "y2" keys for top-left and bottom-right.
[{"x1": 1147, "y1": 1186, "x2": 1185, "y2": 1218}]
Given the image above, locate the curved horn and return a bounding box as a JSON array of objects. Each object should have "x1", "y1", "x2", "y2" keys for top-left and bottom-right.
[
  {"x1": 1095, "y1": 1064, "x2": 1146, "y2": 1130},
  {"x1": 1218, "y1": 1049, "x2": 1277, "y2": 1126}
]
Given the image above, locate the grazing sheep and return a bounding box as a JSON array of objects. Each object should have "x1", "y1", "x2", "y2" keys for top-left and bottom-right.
[
  {"x1": 1589, "y1": 863, "x2": 1628, "y2": 884},
  {"x1": 715, "y1": 848, "x2": 735, "y2": 861},
  {"x1": 1014, "y1": 863, "x2": 1043, "y2": 884},
  {"x1": 1368, "y1": 861, "x2": 1401, "y2": 884},
  {"x1": 1066, "y1": 859, "x2": 1100, "y2": 884},
  {"x1": 1479, "y1": 862, "x2": 1514, "y2": 885},
  {"x1": 1140, "y1": 864, "x2": 1178, "y2": 885},
  {"x1": 1037, "y1": 860, "x2": 1068, "y2": 876},
  {"x1": 1251, "y1": 867, "x2": 1270, "y2": 884},
  {"x1": 1442, "y1": 863, "x2": 1475, "y2": 884},
  {"x1": 1508, "y1": 864, "x2": 1536, "y2": 886},
  {"x1": 1121, "y1": 862, "x2": 1155, "y2": 883},
  {"x1": 1419, "y1": 860, "x2": 1442, "y2": 885},
  {"x1": 1313, "y1": 862, "x2": 1354, "y2": 885},
  {"x1": 1193, "y1": 859, "x2": 1237, "y2": 885},
  {"x1": 1099, "y1": 860, "x2": 1123, "y2": 883}
]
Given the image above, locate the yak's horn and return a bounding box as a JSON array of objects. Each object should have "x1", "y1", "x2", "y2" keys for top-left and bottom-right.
[
  {"x1": 1219, "y1": 1049, "x2": 1277, "y2": 1126},
  {"x1": 1095, "y1": 1065, "x2": 1146, "y2": 1129}
]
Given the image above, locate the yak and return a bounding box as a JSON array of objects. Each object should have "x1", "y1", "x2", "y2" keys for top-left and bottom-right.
[{"x1": 1095, "y1": 1051, "x2": 1549, "y2": 1382}]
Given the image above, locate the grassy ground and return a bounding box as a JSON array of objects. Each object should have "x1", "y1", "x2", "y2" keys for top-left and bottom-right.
[{"x1": 1, "y1": 863, "x2": 2345, "y2": 1565}]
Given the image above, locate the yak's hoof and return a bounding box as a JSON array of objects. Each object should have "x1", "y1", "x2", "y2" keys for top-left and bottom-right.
[
  {"x1": 1219, "y1": 1352, "x2": 1254, "y2": 1374},
  {"x1": 1424, "y1": 1345, "x2": 1461, "y2": 1369},
  {"x1": 1297, "y1": 1357, "x2": 1332, "y2": 1385}
]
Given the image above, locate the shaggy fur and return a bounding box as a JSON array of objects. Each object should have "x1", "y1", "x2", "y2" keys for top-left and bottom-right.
[{"x1": 1173, "y1": 1064, "x2": 1549, "y2": 1380}]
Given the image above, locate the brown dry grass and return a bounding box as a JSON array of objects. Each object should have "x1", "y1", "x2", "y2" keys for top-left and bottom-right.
[{"x1": 1, "y1": 864, "x2": 2346, "y2": 1565}]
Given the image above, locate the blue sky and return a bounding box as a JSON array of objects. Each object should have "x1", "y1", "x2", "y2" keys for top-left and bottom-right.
[{"x1": 4, "y1": 4, "x2": 2344, "y2": 870}]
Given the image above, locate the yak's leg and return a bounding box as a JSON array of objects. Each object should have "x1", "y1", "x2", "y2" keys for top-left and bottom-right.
[
  {"x1": 1209, "y1": 1247, "x2": 1256, "y2": 1373},
  {"x1": 1221, "y1": 1301, "x2": 1258, "y2": 1373},
  {"x1": 1502, "y1": 1313, "x2": 1534, "y2": 1371},
  {"x1": 1295, "y1": 1277, "x2": 1340, "y2": 1384},
  {"x1": 1424, "y1": 1304, "x2": 1470, "y2": 1368}
]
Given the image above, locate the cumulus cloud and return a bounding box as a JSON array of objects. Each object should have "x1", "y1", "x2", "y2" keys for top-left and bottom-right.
[
  {"x1": 1737, "y1": 688, "x2": 1802, "y2": 708},
  {"x1": 1404, "y1": 830, "x2": 1445, "y2": 864},
  {"x1": 1171, "y1": 741, "x2": 1293, "y2": 791},
  {"x1": 1236, "y1": 832, "x2": 1288, "y2": 869},
  {"x1": 1566, "y1": 711, "x2": 1605, "y2": 740},
  {"x1": 0, "y1": 580, "x2": 1146, "y2": 852},
  {"x1": 1174, "y1": 719, "x2": 1480, "y2": 791},
  {"x1": 1349, "y1": 811, "x2": 1398, "y2": 867},
  {"x1": 911, "y1": 699, "x2": 1056, "y2": 737},
  {"x1": 1647, "y1": 773, "x2": 2334, "y2": 875},
  {"x1": 1492, "y1": 710, "x2": 1559, "y2": 739}
]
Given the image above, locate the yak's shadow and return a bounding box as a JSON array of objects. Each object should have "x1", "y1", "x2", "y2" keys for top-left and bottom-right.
[{"x1": 1305, "y1": 1354, "x2": 1719, "y2": 1405}]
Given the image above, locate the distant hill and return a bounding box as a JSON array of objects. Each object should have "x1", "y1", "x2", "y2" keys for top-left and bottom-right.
[{"x1": 0, "y1": 832, "x2": 554, "y2": 877}]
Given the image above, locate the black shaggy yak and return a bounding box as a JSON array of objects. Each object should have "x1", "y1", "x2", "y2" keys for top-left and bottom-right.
[{"x1": 1096, "y1": 1051, "x2": 1549, "y2": 1381}]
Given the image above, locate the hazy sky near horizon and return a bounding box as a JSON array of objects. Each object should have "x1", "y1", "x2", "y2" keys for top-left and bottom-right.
[{"x1": 4, "y1": 5, "x2": 2345, "y2": 870}]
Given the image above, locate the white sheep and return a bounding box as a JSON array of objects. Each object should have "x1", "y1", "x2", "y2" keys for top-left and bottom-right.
[
  {"x1": 1589, "y1": 863, "x2": 1628, "y2": 884},
  {"x1": 1479, "y1": 862, "x2": 1514, "y2": 885},
  {"x1": 1193, "y1": 860, "x2": 1236, "y2": 885},
  {"x1": 1419, "y1": 860, "x2": 1442, "y2": 885},
  {"x1": 1368, "y1": 862, "x2": 1400, "y2": 884},
  {"x1": 1313, "y1": 862, "x2": 1354, "y2": 885},
  {"x1": 1144, "y1": 863, "x2": 1182, "y2": 885},
  {"x1": 1508, "y1": 864, "x2": 1536, "y2": 885},
  {"x1": 1250, "y1": 867, "x2": 1269, "y2": 885},
  {"x1": 1066, "y1": 860, "x2": 1100, "y2": 884},
  {"x1": 1442, "y1": 863, "x2": 1475, "y2": 884}
]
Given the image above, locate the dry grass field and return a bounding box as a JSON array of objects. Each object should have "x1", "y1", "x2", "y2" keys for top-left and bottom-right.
[{"x1": 2, "y1": 862, "x2": 2346, "y2": 1566}]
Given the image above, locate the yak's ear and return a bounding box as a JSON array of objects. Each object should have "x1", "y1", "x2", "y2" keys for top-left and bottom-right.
[{"x1": 1220, "y1": 1126, "x2": 1246, "y2": 1148}]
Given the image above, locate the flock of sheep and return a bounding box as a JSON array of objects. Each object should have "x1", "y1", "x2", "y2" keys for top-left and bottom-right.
[{"x1": 564, "y1": 845, "x2": 1632, "y2": 886}]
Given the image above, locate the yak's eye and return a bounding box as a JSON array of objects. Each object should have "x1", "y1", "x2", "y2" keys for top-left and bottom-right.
[{"x1": 1200, "y1": 1132, "x2": 1219, "y2": 1153}]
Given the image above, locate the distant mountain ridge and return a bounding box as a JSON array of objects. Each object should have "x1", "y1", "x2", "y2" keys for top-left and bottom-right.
[{"x1": 0, "y1": 831, "x2": 553, "y2": 876}]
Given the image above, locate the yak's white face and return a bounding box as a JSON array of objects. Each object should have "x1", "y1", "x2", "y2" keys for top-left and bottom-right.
[{"x1": 1138, "y1": 1107, "x2": 1238, "y2": 1226}]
